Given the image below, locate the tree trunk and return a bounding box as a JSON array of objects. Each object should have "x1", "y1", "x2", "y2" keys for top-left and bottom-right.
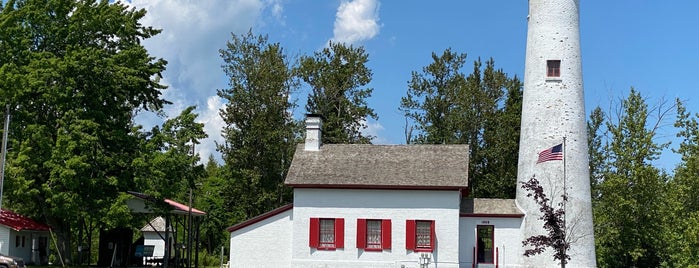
[{"x1": 47, "y1": 217, "x2": 72, "y2": 266}]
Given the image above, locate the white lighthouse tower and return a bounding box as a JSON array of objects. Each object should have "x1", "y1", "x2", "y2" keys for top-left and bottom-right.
[{"x1": 516, "y1": 0, "x2": 596, "y2": 267}]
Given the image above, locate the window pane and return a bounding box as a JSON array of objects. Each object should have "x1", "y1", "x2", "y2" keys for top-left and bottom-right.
[
  {"x1": 547, "y1": 60, "x2": 561, "y2": 77},
  {"x1": 477, "y1": 225, "x2": 494, "y2": 263},
  {"x1": 366, "y1": 220, "x2": 382, "y2": 249},
  {"x1": 416, "y1": 221, "x2": 431, "y2": 248},
  {"x1": 319, "y1": 219, "x2": 335, "y2": 247}
]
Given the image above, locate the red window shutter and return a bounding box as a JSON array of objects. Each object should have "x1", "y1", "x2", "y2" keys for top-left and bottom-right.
[
  {"x1": 429, "y1": 220, "x2": 436, "y2": 250},
  {"x1": 335, "y1": 218, "x2": 345, "y2": 248},
  {"x1": 357, "y1": 219, "x2": 366, "y2": 249},
  {"x1": 406, "y1": 220, "x2": 416, "y2": 250},
  {"x1": 382, "y1": 219, "x2": 392, "y2": 249},
  {"x1": 309, "y1": 218, "x2": 319, "y2": 248}
]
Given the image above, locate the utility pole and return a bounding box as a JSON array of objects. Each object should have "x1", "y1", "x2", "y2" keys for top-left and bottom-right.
[{"x1": 0, "y1": 105, "x2": 11, "y2": 211}]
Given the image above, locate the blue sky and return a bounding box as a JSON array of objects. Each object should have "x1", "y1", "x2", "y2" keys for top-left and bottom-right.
[{"x1": 126, "y1": 0, "x2": 699, "y2": 171}]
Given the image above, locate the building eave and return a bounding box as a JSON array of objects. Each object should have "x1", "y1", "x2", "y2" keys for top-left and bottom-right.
[
  {"x1": 460, "y1": 213, "x2": 525, "y2": 218},
  {"x1": 287, "y1": 184, "x2": 467, "y2": 191},
  {"x1": 226, "y1": 204, "x2": 293, "y2": 233}
]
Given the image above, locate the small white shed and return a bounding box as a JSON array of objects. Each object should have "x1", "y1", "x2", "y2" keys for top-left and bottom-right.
[{"x1": 0, "y1": 209, "x2": 51, "y2": 265}]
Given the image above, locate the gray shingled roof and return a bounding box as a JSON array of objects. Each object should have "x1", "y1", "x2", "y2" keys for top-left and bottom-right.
[
  {"x1": 285, "y1": 144, "x2": 469, "y2": 189},
  {"x1": 460, "y1": 198, "x2": 524, "y2": 216}
]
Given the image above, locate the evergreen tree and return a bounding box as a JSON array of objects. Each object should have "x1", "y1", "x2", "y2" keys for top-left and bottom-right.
[
  {"x1": 400, "y1": 49, "x2": 521, "y2": 198},
  {"x1": 217, "y1": 31, "x2": 297, "y2": 223},
  {"x1": 400, "y1": 48, "x2": 469, "y2": 144},
  {"x1": 0, "y1": 0, "x2": 167, "y2": 262},
  {"x1": 195, "y1": 156, "x2": 229, "y2": 253},
  {"x1": 297, "y1": 41, "x2": 377, "y2": 144},
  {"x1": 476, "y1": 74, "x2": 522, "y2": 198}
]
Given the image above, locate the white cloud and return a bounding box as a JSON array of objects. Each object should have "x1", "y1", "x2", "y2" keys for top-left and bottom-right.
[
  {"x1": 269, "y1": 0, "x2": 285, "y2": 23},
  {"x1": 361, "y1": 119, "x2": 389, "y2": 144},
  {"x1": 332, "y1": 0, "x2": 381, "y2": 44},
  {"x1": 196, "y1": 96, "x2": 227, "y2": 161},
  {"x1": 124, "y1": 0, "x2": 270, "y2": 162}
]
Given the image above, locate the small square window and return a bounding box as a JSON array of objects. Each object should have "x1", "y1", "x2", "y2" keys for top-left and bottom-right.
[{"x1": 547, "y1": 60, "x2": 561, "y2": 77}]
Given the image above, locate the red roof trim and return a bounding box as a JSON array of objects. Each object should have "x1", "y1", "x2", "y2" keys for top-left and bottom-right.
[
  {"x1": 164, "y1": 199, "x2": 206, "y2": 216},
  {"x1": 287, "y1": 184, "x2": 466, "y2": 191},
  {"x1": 226, "y1": 204, "x2": 293, "y2": 233},
  {"x1": 127, "y1": 191, "x2": 206, "y2": 216},
  {"x1": 460, "y1": 213, "x2": 524, "y2": 218},
  {"x1": 0, "y1": 209, "x2": 51, "y2": 232}
]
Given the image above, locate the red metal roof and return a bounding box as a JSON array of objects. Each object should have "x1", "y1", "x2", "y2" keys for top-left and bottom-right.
[
  {"x1": 0, "y1": 209, "x2": 51, "y2": 232},
  {"x1": 164, "y1": 198, "x2": 206, "y2": 216},
  {"x1": 127, "y1": 191, "x2": 206, "y2": 216}
]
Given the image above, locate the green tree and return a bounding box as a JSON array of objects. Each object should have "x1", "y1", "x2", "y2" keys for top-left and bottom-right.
[
  {"x1": 661, "y1": 100, "x2": 699, "y2": 267},
  {"x1": 133, "y1": 106, "x2": 207, "y2": 202},
  {"x1": 0, "y1": 0, "x2": 167, "y2": 263},
  {"x1": 476, "y1": 74, "x2": 522, "y2": 198},
  {"x1": 400, "y1": 49, "x2": 521, "y2": 198},
  {"x1": 587, "y1": 107, "x2": 606, "y2": 201},
  {"x1": 297, "y1": 41, "x2": 377, "y2": 144},
  {"x1": 217, "y1": 31, "x2": 297, "y2": 224},
  {"x1": 193, "y1": 155, "x2": 230, "y2": 253},
  {"x1": 593, "y1": 89, "x2": 670, "y2": 267},
  {"x1": 400, "y1": 48, "x2": 469, "y2": 144}
]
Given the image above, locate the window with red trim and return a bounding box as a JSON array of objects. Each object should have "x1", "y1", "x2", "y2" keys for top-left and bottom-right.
[
  {"x1": 356, "y1": 219, "x2": 391, "y2": 250},
  {"x1": 406, "y1": 220, "x2": 435, "y2": 252},
  {"x1": 309, "y1": 218, "x2": 344, "y2": 250},
  {"x1": 547, "y1": 60, "x2": 561, "y2": 77}
]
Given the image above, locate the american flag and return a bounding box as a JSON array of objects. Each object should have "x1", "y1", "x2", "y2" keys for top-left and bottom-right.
[{"x1": 537, "y1": 143, "x2": 563, "y2": 163}]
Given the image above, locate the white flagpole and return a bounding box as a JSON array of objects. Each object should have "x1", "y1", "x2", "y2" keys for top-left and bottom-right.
[{"x1": 562, "y1": 136, "x2": 567, "y2": 257}]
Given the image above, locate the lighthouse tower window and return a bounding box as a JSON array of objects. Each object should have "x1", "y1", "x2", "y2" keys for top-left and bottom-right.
[{"x1": 547, "y1": 60, "x2": 561, "y2": 77}]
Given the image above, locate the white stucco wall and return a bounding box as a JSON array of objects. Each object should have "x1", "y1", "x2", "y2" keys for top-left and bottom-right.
[
  {"x1": 229, "y1": 208, "x2": 293, "y2": 268},
  {"x1": 291, "y1": 188, "x2": 462, "y2": 268},
  {"x1": 460, "y1": 217, "x2": 523, "y2": 268}
]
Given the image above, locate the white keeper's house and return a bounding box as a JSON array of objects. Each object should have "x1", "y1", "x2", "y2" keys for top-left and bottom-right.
[
  {"x1": 227, "y1": 115, "x2": 524, "y2": 268},
  {"x1": 228, "y1": 0, "x2": 599, "y2": 266}
]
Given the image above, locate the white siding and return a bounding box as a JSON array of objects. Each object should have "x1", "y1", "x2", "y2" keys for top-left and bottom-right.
[
  {"x1": 291, "y1": 188, "x2": 461, "y2": 268},
  {"x1": 8, "y1": 230, "x2": 33, "y2": 261},
  {"x1": 143, "y1": 231, "x2": 169, "y2": 258},
  {"x1": 460, "y1": 217, "x2": 523, "y2": 268},
  {"x1": 0, "y1": 226, "x2": 9, "y2": 255},
  {"x1": 229, "y1": 208, "x2": 293, "y2": 268}
]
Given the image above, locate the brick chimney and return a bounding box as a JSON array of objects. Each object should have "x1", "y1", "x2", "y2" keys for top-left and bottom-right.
[{"x1": 305, "y1": 114, "x2": 322, "y2": 151}]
